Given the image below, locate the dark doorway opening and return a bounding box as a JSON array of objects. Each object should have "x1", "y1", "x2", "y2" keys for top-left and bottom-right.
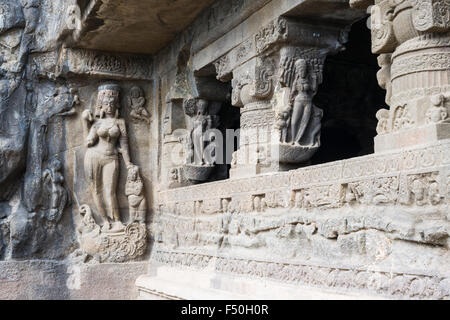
[
  {"x1": 211, "y1": 90, "x2": 240, "y2": 181},
  {"x1": 311, "y1": 18, "x2": 388, "y2": 165}
]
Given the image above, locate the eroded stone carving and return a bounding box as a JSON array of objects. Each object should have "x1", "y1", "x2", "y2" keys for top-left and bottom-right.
[
  {"x1": 126, "y1": 165, "x2": 147, "y2": 223},
  {"x1": 42, "y1": 158, "x2": 68, "y2": 222},
  {"x1": 426, "y1": 94, "x2": 450, "y2": 124}
]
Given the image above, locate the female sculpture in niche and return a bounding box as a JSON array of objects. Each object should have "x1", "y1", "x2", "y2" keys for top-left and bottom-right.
[
  {"x1": 289, "y1": 58, "x2": 321, "y2": 145},
  {"x1": 191, "y1": 99, "x2": 213, "y2": 165},
  {"x1": 82, "y1": 83, "x2": 134, "y2": 232}
]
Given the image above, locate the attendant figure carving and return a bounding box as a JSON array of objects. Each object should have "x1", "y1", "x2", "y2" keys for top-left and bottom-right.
[
  {"x1": 125, "y1": 165, "x2": 146, "y2": 223},
  {"x1": 127, "y1": 86, "x2": 151, "y2": 124}
]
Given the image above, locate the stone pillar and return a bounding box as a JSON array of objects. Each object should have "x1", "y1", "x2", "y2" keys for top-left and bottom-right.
[
  {"x1": 352, "y1": 0, "x2": 450, "y2": 153},
  {"x1": 214, "y1": 17, "x2": 348, "y2": 178}
]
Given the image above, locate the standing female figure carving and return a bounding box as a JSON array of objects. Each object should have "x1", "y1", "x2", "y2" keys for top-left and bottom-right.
[
  {"x1": 289, "y1": 59, "x2": 319, "y2": 145},
  {"x1": 82, "y1": 83, "x2": 133, "y2": 231}
]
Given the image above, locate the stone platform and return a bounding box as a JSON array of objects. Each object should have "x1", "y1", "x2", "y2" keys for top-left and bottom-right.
[
  {"x1": 136, "y1": 265, "x2": 386, "y2": 300},
  {"x1": 0, "y1": 260, "x2": 147, "y2": 300}
]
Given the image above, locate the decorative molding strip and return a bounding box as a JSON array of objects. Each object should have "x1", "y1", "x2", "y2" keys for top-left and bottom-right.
[
  {"x1": 152, "y1": 249, "x2": 450, "y2": 299},
  {"x1": 57, "y1": 48, "x2": 153, "y2": 80}
]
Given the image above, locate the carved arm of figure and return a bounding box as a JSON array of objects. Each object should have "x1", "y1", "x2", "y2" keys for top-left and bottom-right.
[
  {"x1": 117, "y1": 119, "x2": 132, "y2": 168},
  {"x1": 81, "y1": 109, "x2": 96, "y2": 146},
  {"x1": 85, "y1": 123, "x2": 98, "y2": 148}
]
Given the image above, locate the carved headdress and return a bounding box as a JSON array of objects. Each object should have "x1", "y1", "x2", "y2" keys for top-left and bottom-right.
[{"x1": 96, "y1": 83, "x2": 120, "y2": 118}]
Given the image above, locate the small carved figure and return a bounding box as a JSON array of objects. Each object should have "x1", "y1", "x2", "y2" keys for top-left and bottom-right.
[
  {"x1": 77, "y1": 204, "x2": 99, "y2": 235},
  {"x1": 393, "y1": 104, "x2": 412, "y2": 131},
  {"x1": 179, "y1": 134, "x2": 193, "y2": 165},
  {"x1": 429, "y1": 181, "x2": 442, "y2": 205},
  {"x1": 127, "y1": 86, "x2": 150, "y2": 124},
  {"x1": 125, "y1": 165, "x2": 146, "y2": 223},
  {"x1": 426, "y1": 94, "x2": 449, "y2": 124},
  {"x1": 42, "y1": 158, "x2": 68, "y2": 222},
  {"x1": 275, "y1": 110, "x2": 290, "y2": 143},
  {"x1": 376, "y1": 109, "x2": 390, "y2": 135},
  {"x1": 411, "y1": 178, "x2": 427, "y2": 206},
  {"x1": 169, "y1": 167, "x2": 179, "y2": 182},
  {"x1": 252, "y1": 195, "x2": 266, "y2": 212},
  {"x1": 82, "y1": 83, "x2": 134, "y2": 231}
]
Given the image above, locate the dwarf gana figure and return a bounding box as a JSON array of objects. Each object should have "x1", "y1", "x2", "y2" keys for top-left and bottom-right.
[
  {"x1": 127, "y1": 86, "x2": 151, "y2": 124},
  {"x1": 125, "y1": 165, "x2": 146, "y2": 223}
]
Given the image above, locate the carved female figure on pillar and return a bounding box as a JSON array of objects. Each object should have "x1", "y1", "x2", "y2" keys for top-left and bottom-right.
[
  {"x1": 289, "y1": 59, "x2": 321, "y2": 145},
  {"x1": 82, "y1": 83, "x2": 133, "y2": 231},
  {"x1": 191, "y1": 99, "x2": 213, "y2": 165}
]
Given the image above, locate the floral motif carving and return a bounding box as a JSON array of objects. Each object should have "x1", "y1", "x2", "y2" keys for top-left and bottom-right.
[
  {"x1": 412, "y1": 0, "x2": 450, "y2": 32},
  {"x1": 254, "y1": 18, "x2": 288, "y2": 54}
]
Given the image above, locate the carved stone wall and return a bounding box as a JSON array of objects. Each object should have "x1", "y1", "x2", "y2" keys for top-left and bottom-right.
[
  {"x1": 1, "y1": 0, "x2": 450, "y2": 300},
  {"x1": 148, "y1": 141, "x2": 450, "y2": 299}
]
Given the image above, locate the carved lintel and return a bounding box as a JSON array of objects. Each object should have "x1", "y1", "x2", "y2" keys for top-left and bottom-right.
[{"x1": 57, "y1": 48, "x2": 153, "y2": 80}]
